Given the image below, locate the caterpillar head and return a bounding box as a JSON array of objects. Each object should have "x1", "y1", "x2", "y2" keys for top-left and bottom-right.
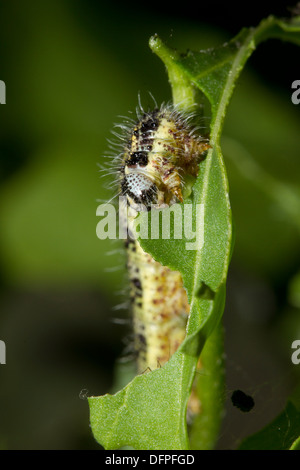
[{"x1": 117, "y1": 103, "x2": 210, "y2": 208}]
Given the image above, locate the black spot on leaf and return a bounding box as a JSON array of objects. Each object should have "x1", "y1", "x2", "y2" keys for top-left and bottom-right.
[{"x1": 231, "y1": 389, "x2": 255, "y2": 412}]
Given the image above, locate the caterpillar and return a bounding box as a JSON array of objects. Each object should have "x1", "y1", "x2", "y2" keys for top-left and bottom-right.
[{"x1": 108, "y1": 100, "x2": 210, "y2": 418}]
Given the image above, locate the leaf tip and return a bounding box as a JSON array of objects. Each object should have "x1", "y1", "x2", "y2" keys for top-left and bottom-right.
[{"x1": 149, "y1": 34, "x2": 162, "y2": 54}]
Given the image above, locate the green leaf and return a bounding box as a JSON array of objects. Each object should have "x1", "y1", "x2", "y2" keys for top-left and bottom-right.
[
  {"x1": 89, "y1": 353, "x2": 190, "y2": 450},
  {"x1": 89, "y1": 286, "x2": 226, "y2": 450},
  {"x1": 239, "y1": 385, "x2": 300, "y2": 450},
  {"x1": 89, "y1": 15, "x2": 300, "y2": 450},
  {"x1": 290, "y1": 436, "x2": 300, "y2": 450}
]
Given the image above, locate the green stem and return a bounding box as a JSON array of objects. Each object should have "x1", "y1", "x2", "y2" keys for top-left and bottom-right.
[
  {"x1": 189, "y1": 323, "x2": 225, "y2": 450},
  {"x1": 149, "y1": 35, "x2": 198, "y2": 110}
]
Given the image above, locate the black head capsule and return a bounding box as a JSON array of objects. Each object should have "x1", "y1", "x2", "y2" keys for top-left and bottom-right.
[{"x1": 140, "y1": 116, "x2": 159, "y2": 135}]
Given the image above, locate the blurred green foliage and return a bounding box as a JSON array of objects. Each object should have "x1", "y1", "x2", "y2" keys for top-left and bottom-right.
[{"x1": 0, "y1": 0, "x2": 299, "y2": 449}]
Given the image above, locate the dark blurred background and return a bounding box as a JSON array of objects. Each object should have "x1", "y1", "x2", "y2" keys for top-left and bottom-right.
[{"x1": 0, "y1": 0, "x2": 299, "y2": 449}]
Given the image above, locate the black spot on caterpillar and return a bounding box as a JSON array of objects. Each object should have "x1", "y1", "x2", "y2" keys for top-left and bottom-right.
[{"x1": 231, "y1": 390, "x2": 255, "y2": 412}]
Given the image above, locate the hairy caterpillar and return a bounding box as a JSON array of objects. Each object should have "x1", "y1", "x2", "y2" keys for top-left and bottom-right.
[{"x1": 108, "y1": 100, "x2": 210, "y2": 417}]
